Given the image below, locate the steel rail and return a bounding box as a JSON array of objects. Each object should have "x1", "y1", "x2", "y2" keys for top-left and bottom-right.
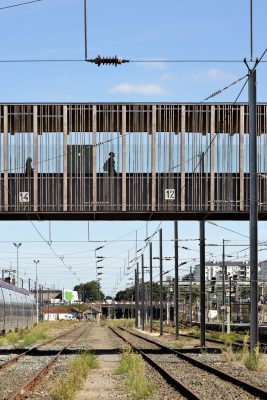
[
  {"x1": 152, "y1": 323, "x2": 267, "y2": 352},
  {"x1": 0, "y1": 323, "x2": 86, "y2": 371},
  {"x1": 109, "y1": 326, "x2": 200, "y2": 400},
  {"x1": 117, "y1": 327, "x2": 267, "y2": 400},
  {"x1": 8, "y1": 324, "x2": 87, "y2": 400}
]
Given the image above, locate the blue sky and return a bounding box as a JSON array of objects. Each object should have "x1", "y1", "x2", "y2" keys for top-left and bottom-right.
[{"x1": 0, "y1": 0, "x2": 267, "y2": 295}]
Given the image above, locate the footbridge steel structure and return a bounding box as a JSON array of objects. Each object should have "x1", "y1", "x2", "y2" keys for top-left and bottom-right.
[{"x1": 0, "y1": 102, "x2": 266, "y2": 221}]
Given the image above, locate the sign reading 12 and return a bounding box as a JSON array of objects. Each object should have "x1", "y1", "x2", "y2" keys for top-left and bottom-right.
[{"x1": 165, "y1": 189, "x2": 175, "y2": 200}]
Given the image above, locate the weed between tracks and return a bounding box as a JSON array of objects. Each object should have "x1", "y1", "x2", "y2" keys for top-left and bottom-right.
[
  {"x1": 52, "y1": 352, "x2": 99, "y2": 400},
  {"x1": 115, "y1": 352, "x2": 153, "y2": 400},
  {"x1": 223, "y1": 335, "x2": 267, "y2": 372}
]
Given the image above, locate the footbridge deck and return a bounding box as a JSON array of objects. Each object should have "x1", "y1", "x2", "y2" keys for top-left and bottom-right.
[{"x1": 0, "y1": 103, "x2": 266, "y2": 220}]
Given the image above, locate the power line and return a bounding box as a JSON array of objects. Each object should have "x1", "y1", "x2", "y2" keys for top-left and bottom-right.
[
  {"x1": 0, "y1": 0, "x2": 42, "y2": 10},
  {"x1": 202, "y1": 73, "x2": 248, "y2": 102},
  {"x1": 1, "y1": 58, "x2": 267, "y2": 64},
  {"x1": 207, "y1": 221, "x2": 249, "y2": 238}
]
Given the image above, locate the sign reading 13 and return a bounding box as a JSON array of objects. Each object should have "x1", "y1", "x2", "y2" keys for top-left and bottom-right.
[{"x1": 165, "y1": 189, "x2": 175, "y2": 200}]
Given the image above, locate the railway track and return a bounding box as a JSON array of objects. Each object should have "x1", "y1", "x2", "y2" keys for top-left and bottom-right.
[
  {"x1": 151, "y1": 323, "x2": 267, "y2": 351},
  {"x1": 0, "y1": 323, "x2": 88, "y2": 399},
  {"x1": 110, "y1": 326, "x2": 267, "y2": 400}
]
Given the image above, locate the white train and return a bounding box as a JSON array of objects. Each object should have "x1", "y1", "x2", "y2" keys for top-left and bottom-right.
[{"x1": 0, "y1": 280, "x2": 36, "y2": 333}]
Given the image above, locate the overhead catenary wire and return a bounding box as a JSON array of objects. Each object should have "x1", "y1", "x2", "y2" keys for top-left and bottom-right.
[{"x1": 0, "y1": 0, "x2": 42, "y2": 10}]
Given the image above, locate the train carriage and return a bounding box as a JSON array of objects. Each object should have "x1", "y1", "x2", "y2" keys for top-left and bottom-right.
[{"x1": 0, "y1": 280, "x2": 36, "y2": 334}]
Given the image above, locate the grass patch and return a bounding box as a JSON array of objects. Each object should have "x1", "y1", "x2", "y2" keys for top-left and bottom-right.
[
  {"x1": 217, "y1": 332, "x2": 239, "y2": 346},
  {"x1": 172, "y1": 340, "x2": 184, "y2": 349},
  {"x1": 115, "y1": 351, "x2": 153, "y2": 400},
  {"x1": 0, "y1": 320, "x2": 79, "y2": 348},
  {"x1": 52, "y1": 352, "x2": 99, "y2": 400},
  {"x1": 223, "y1": 335, "x2": 267, "y2": 372},
  {"x1": 239, "y1": 336, "x2": 266, "y2": 372},
  {"x1": 107, "y1": 319, "x2": 135, "y2": 329}
]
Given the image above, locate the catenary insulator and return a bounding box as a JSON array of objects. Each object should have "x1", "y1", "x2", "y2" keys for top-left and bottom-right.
[{"x1": 86, "y1": 55, "x2": 129, "y2": 67}]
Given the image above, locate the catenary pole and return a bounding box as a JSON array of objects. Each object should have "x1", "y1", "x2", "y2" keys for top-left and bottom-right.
[
  {"x1": 149, "y1": 241, "x2": 153, "y2": 333},
  {"x1": 249, "y1": 65, "x2": 258, "y2": 351},
  {"x1": 174, "y1": 221, "x2": 179, "y2": 339},
  {"x1": 141, "y1": 254, "x2": 145, "y2": 330},
  {"x1": 159, "y1": 228, "x2": 163, "y2": 336},
  {"x1": 222, "y1": 239, "x2": 226, "y2": 333},
  {"x1": 84, "y1": 0, "x2": 88, "y2": 59},
  {"x1": 200, "y1": 221, "x2": 206, "y2": 346}
]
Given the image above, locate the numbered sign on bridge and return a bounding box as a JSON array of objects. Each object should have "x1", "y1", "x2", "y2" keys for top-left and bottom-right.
[
  {"x1": 165, "y1": 189, "x2": 175, "y2": 201},
  {"x1": 19, "y1": 192, "x2": 29, "y2": 203}
]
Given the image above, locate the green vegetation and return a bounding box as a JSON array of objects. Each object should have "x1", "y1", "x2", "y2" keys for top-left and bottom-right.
[
  {"x1": 172, "y1": 340, "x2": 184, "y2": 349},
  {"x1": 0, "y1": 320, "x2": 78, "y2": 348},
  {"x1": 115, "y1": 352, "x2": 153, "y2": 400},
  {"x1": 223, "y1": 335, "x2": 267, "y2": 372},
  {"x1": 52, "y1": 352, "x2": 99, "y2": 400},
  {"x1": 0, "y1": 326, "x2": 49, "y2": 348},
  {"x1": 74, "y1": 280, "x2": 105, "y2": 301},
  {"x1": 107, "y1": 319, "x2": 135, "y2": 328},
  {"x1": 239, "y1": 336, "x2": 266, "y2": 372}
]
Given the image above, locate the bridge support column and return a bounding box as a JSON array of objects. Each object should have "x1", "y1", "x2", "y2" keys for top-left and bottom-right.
[
  {"x1": 63, "y1": 106, "x2": 68, "y2": 212},
  {"x1": 200, "y1": 221, "x2": 206, "y2": 347},
  {"x1": 4, "y1": 106, "x2": 8, "y2": 211},
  {"x1": 33, "y1": 106, "x2": 38, "y2": 212}
]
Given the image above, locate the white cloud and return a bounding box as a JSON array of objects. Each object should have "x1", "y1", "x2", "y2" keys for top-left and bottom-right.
[
  {"x1": 109, "y1": 83, "x2": 166, "y2": 95},
  {"x1": 193, "y1": 68, "x2": 239, "y2": 83}
]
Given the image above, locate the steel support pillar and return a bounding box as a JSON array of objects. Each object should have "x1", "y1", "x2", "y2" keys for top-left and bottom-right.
[
  {"x1": 149, "y1": 242, "x2": 153, "y2": 333},
  {"x1": 222, "y1": 239, "x2": 226, "y2": 333},
  {"x1": 141, "y1": 254, "x2": 145, "y2": 330},
  {"x1": 159, "y1": 228, "x2": 163, "y2": 336},
  {"x1": 135, "y1": 265, "x2": 139, "y2": 328},
  {"x1": 174, "y1": 221, "x2": 179, "y2": 339},
  {"x1": 200, "y1": 221, "x2": 206, "y2": 346},
  {"x1": 249, "y1": 66, "x2": 258, "y2": 351}
]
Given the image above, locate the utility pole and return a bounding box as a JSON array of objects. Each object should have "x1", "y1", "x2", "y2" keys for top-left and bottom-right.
[
  {"x1": 149, "y1": 241, "x2": 153, "y2": 333},
  {"x1": 174, "y1": 221, "x2": 179, "y2": 339},
  {"x1": 141, "y1": 254, "x2": 145, "y2": 330},
  {"x1": 249, "y1": 63, "x2": 258, "y2": 351},
  {"x1": 189, "y1": 266, "x2": 193, "y2": 327},
  {"x1": 222, "y1": 239, "x2": 226, "y2": 333},
  {"x1": 135, "y1": 264, "x2": 139, "y2": 328},
  {"x1": 200, "y1": 221, "x2": 206, "y2": 347},
  {"x1": 84, "y1": 0, "x2": 88, "y2": 59},
  {"x1": 159, "y1": 228, "x2": 163, "y2": 336}
]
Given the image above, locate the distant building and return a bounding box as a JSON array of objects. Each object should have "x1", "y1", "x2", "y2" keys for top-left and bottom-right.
[
  {"x1": 259, "y1": 261, "x2": 267, "y2": 280},
  {"x1": 193, "y1": 262, "x2": 250, "y2": 282},
  {"x1": 42, "y1": 306, "x2": 79, "y2": 321}
]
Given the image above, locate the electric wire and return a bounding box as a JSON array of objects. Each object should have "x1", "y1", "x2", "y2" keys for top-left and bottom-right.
[{"x1": 0, "y1": 0, "x2": 42, "y2": 10}]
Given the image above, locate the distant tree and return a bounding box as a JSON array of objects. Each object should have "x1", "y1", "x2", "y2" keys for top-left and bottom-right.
[
  {"x1": 115, "y1": 281, "x2": 169, "y2": 302},
  {"x1": 74, "y1": 280, "x2": 105, "y2": 302}
]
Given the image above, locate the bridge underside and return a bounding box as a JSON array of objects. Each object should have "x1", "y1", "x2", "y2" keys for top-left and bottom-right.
[
  {"x1": 1, "y1": 211, "x2": 267, "y2": 221},
  {"x1": 0, "y1": 103, "x2": 267, "y2": 221}
]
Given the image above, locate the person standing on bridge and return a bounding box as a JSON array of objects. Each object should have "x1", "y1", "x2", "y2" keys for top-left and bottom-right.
[
  {"x1": 25, "y1": 157, "x2": 33, "y2": 177},
  {"x1": 103, "y1": 152, "x2": 117, "y2": 175}
]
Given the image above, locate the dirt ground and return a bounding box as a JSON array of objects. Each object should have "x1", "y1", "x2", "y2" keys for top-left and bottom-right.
[{"x1": 75, "y1": 325, "x2": 127, "y2": 400}]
